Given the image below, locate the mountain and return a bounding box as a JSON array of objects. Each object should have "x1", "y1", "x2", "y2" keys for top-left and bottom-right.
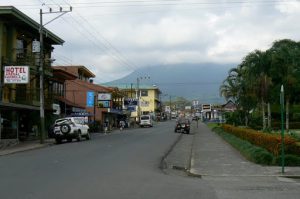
[{"x1": 105, "y1": 63, "x2": 235, "y2": 104}]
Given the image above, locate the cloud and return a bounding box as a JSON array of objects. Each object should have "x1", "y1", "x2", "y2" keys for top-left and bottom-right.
[{"x1": 7, "y1": 0, "x2": 300, "y2": 83}]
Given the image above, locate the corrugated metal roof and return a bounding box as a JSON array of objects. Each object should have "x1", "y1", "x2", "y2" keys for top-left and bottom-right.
[{"x1": 0, "y1": 6, "x2": 64, "y2": 45}]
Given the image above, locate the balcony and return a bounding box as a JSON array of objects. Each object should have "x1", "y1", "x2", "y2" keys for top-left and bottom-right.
[
  {"x1": 2, "y1": 86, "x2": 54, "y2": 109},
  {"x1": 2, "y1": 53, "x2": 53, "y2": 76}
]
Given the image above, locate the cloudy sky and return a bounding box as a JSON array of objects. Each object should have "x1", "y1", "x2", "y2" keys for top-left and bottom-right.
[{"x1": 4, "y1": 0, "x2": 300, "y2": 83}]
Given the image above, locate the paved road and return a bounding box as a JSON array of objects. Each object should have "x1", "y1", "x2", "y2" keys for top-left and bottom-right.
[{"x1": 0, "y1": 121, "x2": 216, "y2": 199}]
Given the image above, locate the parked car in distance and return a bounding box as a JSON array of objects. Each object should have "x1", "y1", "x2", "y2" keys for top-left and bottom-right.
[
  {"x1": 53, "y1": 117, "x2": 90, "y2": 144},
  {"x1": 140, "y1": 115, "x2": 153, "y2": 127},
  {"x1": 192, "y1": 116, "x2": 199, "y2": 121},
  {"x1": 174, "y1": 118, "x2": 190, "y2": 134}
]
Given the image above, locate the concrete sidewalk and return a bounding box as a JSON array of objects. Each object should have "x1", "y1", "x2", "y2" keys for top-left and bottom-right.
[
  {"x1": 0, "y1": 139, "x2": 54, "y2": 156},
  {"x1": 189, "y1": 122, "x2": 300, "y2": 178}
]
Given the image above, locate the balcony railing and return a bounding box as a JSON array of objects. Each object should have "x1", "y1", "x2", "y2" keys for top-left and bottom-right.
[
  {"x1": 2, "y1": 87, "x2": 54, "y2": 109},
  {"x1": 2, "y1": 53, "x2": 53, "y2": 76}
]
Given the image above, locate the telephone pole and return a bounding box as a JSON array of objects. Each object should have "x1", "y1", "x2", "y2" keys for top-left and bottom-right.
[{"x1": 39, "y1": 6, "x2": 72, "y2": 144}]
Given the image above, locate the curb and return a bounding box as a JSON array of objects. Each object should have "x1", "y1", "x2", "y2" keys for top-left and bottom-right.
[
  {"x1": 160, "y1": 133, "x2": 183, "y2": 171},
  {"x1": 0, "y1": 142, "x2": 54, "y2": 156}
]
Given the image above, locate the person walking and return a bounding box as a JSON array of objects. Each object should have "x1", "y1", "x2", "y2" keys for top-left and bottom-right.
[
  {"x1": 119, "y1": 120, "x2": 125, "y2": 131},
  {"x1": 104, "y1": 120, "x2": 109, "y2": 134}
]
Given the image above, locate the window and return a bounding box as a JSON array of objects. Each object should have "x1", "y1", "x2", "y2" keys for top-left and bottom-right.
[{"x1": 141, "y1": 90, "x2": 148, "y2": 96}]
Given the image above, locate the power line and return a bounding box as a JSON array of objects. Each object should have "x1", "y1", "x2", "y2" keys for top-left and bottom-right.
[{"x1": 11, "y1": 0, "x2": 299, "y2": 9}]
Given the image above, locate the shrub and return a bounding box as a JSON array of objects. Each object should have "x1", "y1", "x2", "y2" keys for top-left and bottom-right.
[
  {"x1": 213, "y1": 127, "x2": 274, "y2": 165},
  {"x1": 221, "y1": 124, "x2": 297, "y2": 156}
]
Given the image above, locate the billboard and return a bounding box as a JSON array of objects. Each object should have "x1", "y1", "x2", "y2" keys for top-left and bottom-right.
[
  {"x1": 98, "y1": 93, "x2": 111, "y2": 100},
  {"x1": 4, "y1": 66, "x2": 29, "y2": 84}
]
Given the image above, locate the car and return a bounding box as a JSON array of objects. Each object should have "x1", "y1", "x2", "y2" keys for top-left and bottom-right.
[
  {"x1": 174, "y1": 118, "x2": 190, "y2": 134},
  {"x1": 192, "y1": 116, "x2": 199, "y2": 121},
  {"x1": 139, "y1": 115, "x2": 153, "y2": 127},
  {"x1": 53, "y1": 117, "x2": 90, "y2": 144}
]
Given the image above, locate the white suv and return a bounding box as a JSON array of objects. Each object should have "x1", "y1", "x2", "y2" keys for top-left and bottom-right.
[{"x1": 53, "y1": 117, "x2": 90, "y2": 144}]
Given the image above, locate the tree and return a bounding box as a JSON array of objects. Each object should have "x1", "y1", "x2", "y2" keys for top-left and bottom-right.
[{"x1": 268, "y1": 39, "x2": 300, "y2": 131}]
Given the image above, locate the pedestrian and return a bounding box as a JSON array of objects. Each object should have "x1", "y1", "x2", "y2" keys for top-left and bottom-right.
[
  {"x1": 119, "y1": 120, "x2": 125, "y2": 131},
  {"x1": 104, "y1": 120, "x2": 109, "y2": 134}
]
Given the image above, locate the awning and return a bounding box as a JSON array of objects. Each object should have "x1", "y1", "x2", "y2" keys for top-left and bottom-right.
[
  {"x1": 55, "y1": 96, "x2": 85, "y2": 109},
  {"x1": 0, "y1": 102, "x2": 40, "y2": 110}
]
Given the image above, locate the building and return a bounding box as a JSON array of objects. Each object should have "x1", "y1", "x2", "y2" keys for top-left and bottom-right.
[
  {"x1": 0, "y1": 6, "x2": 64, "y2": 145},
  {"x1": 51, "y1": 67, "x2": 85, "y2": 117},
  {"x1": 106, "y1": 84, "x2": 162, "y2": 123},
  {"x1": 53, "y1": 66, "x2": 126, "y2": 131}
]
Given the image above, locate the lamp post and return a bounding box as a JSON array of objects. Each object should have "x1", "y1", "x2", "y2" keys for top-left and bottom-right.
[
  {"x1": 280, "y1": 85, "x2": 285, "y2": 173},
  {"x1": 39, "y1": 7, "x2": 71, "y2": 144}
]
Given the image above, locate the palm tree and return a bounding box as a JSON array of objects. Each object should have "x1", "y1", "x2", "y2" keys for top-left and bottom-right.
[
  {"x1": 242, "y1": 50, "x2": 272, "y2": 130},
  {"x1": 268, "y1": 39, "x2": 300, "y2": 131}
]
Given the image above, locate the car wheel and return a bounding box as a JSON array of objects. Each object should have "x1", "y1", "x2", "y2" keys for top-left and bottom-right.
[
  {"x1": 85, "y1": 132, "x2": 91, "y2": 140},
  {"x1": 55, "y1": 138, "x2": 62, "y2": 144},
  {"x1": 186, "y1": 130, "x2": 190, "y2": 134},
  {"x1": 77, "y1": 130, "x2": 82, "y2": 142},
  {"x1": 60, "y1": 124, "x2": 71, "y2": 134}
]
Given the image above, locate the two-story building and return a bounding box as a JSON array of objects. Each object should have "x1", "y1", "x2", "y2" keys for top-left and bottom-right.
[
  {"x1": 0, "y1": 6, "x2": 64, "y2": 144},
  {"x1": 105, "y1": 83, "x2": 161, "y2": 124}
]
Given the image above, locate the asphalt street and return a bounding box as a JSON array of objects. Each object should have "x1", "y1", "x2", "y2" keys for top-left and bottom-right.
[{"x1": 0, "y1": 121, "x2": 216, "y2": 199}]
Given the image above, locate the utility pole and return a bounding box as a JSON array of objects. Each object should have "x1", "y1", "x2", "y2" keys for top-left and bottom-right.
[
  {"x1": 169, "y1": 95, "x2": 172, "y2": 120},
  {"x1": 136, "y1": 77, "x2": 140, "y2": 123},
  {"x1": 39, "y1": 6, "x2": 72, "y2": 144},
  {"x1": 136, "y1": 76, "x2": 150, "y2": 123}
]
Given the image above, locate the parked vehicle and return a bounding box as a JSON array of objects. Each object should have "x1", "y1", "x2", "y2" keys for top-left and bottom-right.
[
  {"x1": 192, "y1": 116, "x2": 199, "y2": 121},
  {"x1": 53, "y1": 117, "x2": 90, "y2": 144},
  {"x1": 140, "y1": 115, "x2": 153, "y2": 127},
  {"x1": 174, "y1": 118, "x2": 190, "y2": 134}
]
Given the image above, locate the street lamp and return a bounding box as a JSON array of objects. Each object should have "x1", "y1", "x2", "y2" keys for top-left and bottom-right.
[{"x1": 280, "y1": 85, "x2": 285, "y2": 173}]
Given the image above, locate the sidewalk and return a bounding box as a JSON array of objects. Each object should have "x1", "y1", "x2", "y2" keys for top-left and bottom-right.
[
  {"x1": 189, "y1": 122, "x2": 300, "y2": 178},
  {"x1": 0, "y1": 139, "x2": 54, "y2": 156}
]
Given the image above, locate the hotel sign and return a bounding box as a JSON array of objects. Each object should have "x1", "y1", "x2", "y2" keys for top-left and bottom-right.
[{"x1": 4, "y1": 66, "x2": 29, "y2": 84}]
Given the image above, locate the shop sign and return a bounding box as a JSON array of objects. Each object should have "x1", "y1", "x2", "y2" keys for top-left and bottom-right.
[
  {"x1": 4, "y1": 66, "x2": 29, "y2": 84},
  {"x1": 124, "y1": 98, "x2": 138, "y2": 106},
  {"x1": 86, "y1": 91, "x2": 95, "y2": 107},
  {"x1": 127, "y1": 106, "x2": 136, "y2": 111},
  {"x1": 98, "y1": 100, "x2": 110, "y2": 108},
  {"x1": 98, "y1": 93, "x2": 111, "y2": 100},
  {"x1": 52, "y1": 104, "x2": 61, "y2": 115}
]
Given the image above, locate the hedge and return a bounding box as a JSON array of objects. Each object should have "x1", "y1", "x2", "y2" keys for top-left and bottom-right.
[
  {"x1": 221, "y1": 124, "x2": 300, "y2": 156},
  {"x1": 213, "y1": 127, "x2": 274, "y2": 165}
]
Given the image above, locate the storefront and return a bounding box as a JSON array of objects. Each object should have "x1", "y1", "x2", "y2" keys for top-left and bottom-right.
[{"x1": 0, "y1": 102, "x2": 40, "y2": 145}]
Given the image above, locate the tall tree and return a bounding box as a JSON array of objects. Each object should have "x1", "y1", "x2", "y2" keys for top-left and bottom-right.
[{"x1": 268, "y1": 39, "x2": 300, "y2": 131}]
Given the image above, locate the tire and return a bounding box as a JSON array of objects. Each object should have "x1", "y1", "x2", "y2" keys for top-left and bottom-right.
[
  {"x1": 55, "y1": 138, "x2": 62, "y2": 144},
  {"x1": 186, "y1": 130, "x2": 190, "y2": 134},
  {"x1": 76, "y1": 130, "x2": 82, "y2": 142},
  {"x1": 85, "y1": 132, "x2": 91, "y2": 140},
  {"x1": 60, "y1": 124, "x2": 71, "y2": 134}
]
